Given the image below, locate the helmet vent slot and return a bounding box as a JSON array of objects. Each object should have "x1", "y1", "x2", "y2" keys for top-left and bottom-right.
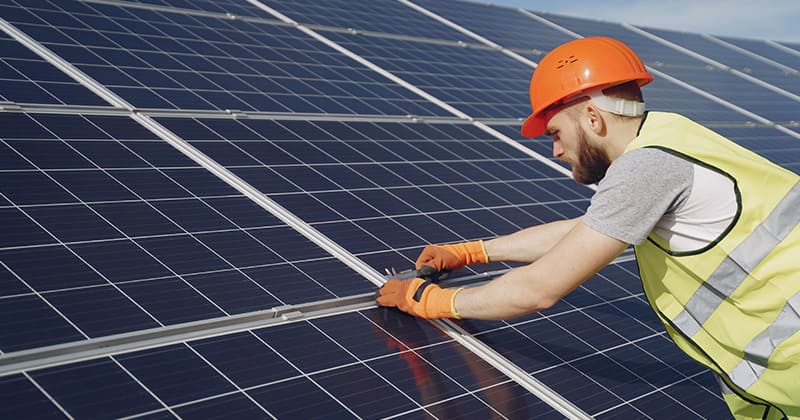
[{"x1": 556, "y1": 55, "x2": 578, "y2": 69}]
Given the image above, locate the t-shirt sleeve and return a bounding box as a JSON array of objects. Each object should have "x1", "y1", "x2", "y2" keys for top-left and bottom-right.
[{"x1": 583, "y1": 147, "x2": 693, "y2": 245}]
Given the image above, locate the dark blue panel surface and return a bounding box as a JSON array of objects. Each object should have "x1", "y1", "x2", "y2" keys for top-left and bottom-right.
[
  {"x1": 414, "y1": 0, "x2": 571, "y2": 52},
  {"x1": 260, "y1": 0, "x2": 464, "y2": 41},
  {"x1": 0, "y1": 29, "x2": 105, "y2": 106},
  {"x1": 117, "y1": 276, "x2": 225, "y2": 324},
  {"x1": 3, "y1": 308, "x2": 558, "y2": 418},
  {"x1": 0, "y1": 295, "x2": 84, "y2": 352},
  {"x1": 0, "y1": 0, "x2": 448, "y2": 117},
  {"x1": 30, "y1": 358, "x2": 162, "y2": 418},
  {"x1": 642, "y1": 27, "x2": 800, "y2": 96},
  {"x1": 457, "y1": 260, "x2": 731, "y2": 418},
  {"x1": 162, "y1": 117, "x2": 591, "y2": 280},
  {"x1": 0, "y1": 374, "x2": 66, "y2": 419},
  {"x1": 713, "y1": 126, "x2": 800, "y2": 174},
  {"x1": 0, "y1": 112, "x2": 372, "y2": 352},
  {"x1": 248, "y1": 377, "x2": 355, "y2": 419},
  {"x1": 720, "y1": 36, "x2": 800, "y2": 71},
  {"x1": 322, "y1": 30, "x2": 533, "y2": 119},
  {"x1": 117, "y1": 344, "x2": 237, "y2": 406},
  {"x1": 46, "y1": 285, "x2": 160, "y2": 337},
  {"x1": 173, "y1": 393, "x2": 266, "y2": 419},
  {"x1": 190, "y1": 332, "x2": 297, "y2": 388}
]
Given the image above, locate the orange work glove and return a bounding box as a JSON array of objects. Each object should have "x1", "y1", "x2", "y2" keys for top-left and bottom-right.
[
  {"x1": 415, "y1": 240, "x2": 489, "y2": 274},
  {"x1": 376, "y1": 278, "x2": 463, "y2": 319}
]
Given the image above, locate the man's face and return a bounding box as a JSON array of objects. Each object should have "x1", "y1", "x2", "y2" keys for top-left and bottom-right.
[{"x1": 545, "y1": 106, "x2": 611, "y2": 185}]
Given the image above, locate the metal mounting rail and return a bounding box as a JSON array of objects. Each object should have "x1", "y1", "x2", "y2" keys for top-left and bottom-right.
[
  {"x1": 0, "y1": 269, "x2": 506, "y2": 377},
  {"x1": 0, "y1": 253, "x2": 635, "y2": 419},
  {"x1": 0, "y1": 292, "x2": 376, "y2": 377}
]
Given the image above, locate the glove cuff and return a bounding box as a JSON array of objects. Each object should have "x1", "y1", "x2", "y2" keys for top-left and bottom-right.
[
  {"x1": 461, "y1": 240, "x2": 489, "y2": 265},
  {"x1": 425, "y1": 286, "x2": 464, "y2": 319}
]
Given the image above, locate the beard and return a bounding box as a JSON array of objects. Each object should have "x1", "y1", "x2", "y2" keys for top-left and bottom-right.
[{"x1": 571, "y1": 125, "x2": 612, "y2": 185}]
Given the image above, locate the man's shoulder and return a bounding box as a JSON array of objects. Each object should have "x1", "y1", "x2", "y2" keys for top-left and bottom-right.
[{"x1": 606, "y1": 147, "x2": 692, "y2": 183}]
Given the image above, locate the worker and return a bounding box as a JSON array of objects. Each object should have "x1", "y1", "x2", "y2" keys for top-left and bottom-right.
[{"x1": 377, "y1": 36, "x2": 800, "y2": 419}]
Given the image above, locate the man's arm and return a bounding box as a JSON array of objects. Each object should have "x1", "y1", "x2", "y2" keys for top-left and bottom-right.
[
  {"x1": 413, "y1": 217, "x2": 582, "y2": 274},
  {"x1": 484, "y1": 217, "x2": 582, "y2": 263},
  {"x1": 454, "y1": 221, "x2": 627, "y2": 320}
]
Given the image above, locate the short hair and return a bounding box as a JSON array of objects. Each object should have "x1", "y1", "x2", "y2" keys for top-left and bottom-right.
[{"x1": 602, "y1": 80, "x2": 644, "y2": 102}]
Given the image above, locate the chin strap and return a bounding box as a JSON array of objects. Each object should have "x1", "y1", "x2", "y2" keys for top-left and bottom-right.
[{"x1": 587, "y1": 89, "x2": 645, "y2": 117}]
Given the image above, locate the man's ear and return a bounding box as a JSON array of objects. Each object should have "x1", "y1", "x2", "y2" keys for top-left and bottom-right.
[{"x1": 585, "y1": 103, "x2": 606, "y2": 135}]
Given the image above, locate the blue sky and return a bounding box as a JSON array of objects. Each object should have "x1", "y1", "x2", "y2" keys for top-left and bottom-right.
[{"x1": 483, "y1": 0, "x2": 800, "y2": 43}]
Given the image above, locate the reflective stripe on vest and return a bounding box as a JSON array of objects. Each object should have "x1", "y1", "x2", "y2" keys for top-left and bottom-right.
[
  {"x1": 671, "y1": 180, "x2": 800, "y2": 388},
  {"x1": 730, "y1": 292, "x2": 800, "y2": 389}
]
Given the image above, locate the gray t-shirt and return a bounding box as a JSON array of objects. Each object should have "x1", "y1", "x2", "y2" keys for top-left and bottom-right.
[{"x1": 583, "y1": 148, "x2": 693, "y2": 245}]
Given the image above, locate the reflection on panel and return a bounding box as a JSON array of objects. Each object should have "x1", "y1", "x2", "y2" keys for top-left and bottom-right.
[{"x1": 0, "y1": 308, "x2": 561, "y2": 418}]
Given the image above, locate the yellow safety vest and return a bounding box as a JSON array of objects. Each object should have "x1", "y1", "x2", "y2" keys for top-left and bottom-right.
[{"x1": 627, "y1": 112, "x2": 800, "y2": 415}]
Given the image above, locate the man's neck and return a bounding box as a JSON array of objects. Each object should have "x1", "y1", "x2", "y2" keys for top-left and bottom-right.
[{"x1": 606, "y1": 115, "x2": 644, "y2": 161}]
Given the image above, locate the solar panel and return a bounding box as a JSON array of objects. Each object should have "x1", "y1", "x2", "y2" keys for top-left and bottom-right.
[
  {"x1": 0, "y1": 28, "x2": 105, "y2": 106},
  {"x1": 639, "y1": 27, "x2": 800, "y2": 96},
  {"x1": 0, "y1": 111, "x2": 370, "y2": 352},
  {"x1": 455, "y1": 260, "x2": 731, "y2": 418},
  {"x1": 1, "y1": 308, "x2": 562, "y2": 418},
  {"x1": 718, "y1": 36, "x2": 800, "y2": 71},
  {"x1": 412, "y1": 0, "x2": 570, "y2": 52},
  {"x1": 0, "y1": 0, "x2": 797, "y2": 418},
  {"x1": 258, "y1": 0, "x2": 468, "y2": 41},
  {"x1": 1, "y1": 0, "x2": 448, "y2": 116},
  {"x1": 155, "y1": 116, "x2": 589, "y2": 275}
]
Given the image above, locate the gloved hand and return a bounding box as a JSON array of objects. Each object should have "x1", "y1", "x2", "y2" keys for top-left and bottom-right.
[
  {"x1": 415, "y1": 240, "x2": 489, "y2": 276},
  {"x1": 377, "y1": 278, "x2": 463, "y2": 319}
]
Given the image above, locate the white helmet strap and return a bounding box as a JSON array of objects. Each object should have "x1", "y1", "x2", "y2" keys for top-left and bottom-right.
[{"x1": 586, "y1": 89, "x2": 645, "y2": 117}]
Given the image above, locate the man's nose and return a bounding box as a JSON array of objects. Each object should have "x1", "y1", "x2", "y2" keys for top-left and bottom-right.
[{"x1": 552, "y1": 141, "x2": 563, "y2": 158}]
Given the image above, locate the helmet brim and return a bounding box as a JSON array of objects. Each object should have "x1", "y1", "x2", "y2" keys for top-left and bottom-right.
[{"x1": 521, "y1": 113, "x2": 546, "y2": 138}]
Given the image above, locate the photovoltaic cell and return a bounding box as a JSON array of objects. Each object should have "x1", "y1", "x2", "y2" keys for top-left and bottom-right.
[
  {"x1": 0, "y1": 308, "x2": 562, "y2": 418},
  {"x1": 0, "y1": 112, "x2": 369, "y2": 352},
  {"x1": 0, "y1": 0, "x2": 448, "y2": 117},
  {"x1": 321, "y1": 30, "x2": 534, "y2": 119},
  {"x1": 156, "y1": 116, "x2": 591, "y2": 274},
  {"x1": 456, "y1": 260, "x2": 731, "y2": 418},
  {"x1": 0, "y1": 25, "x2": 105, "y2": 106},
  {"x1": 259, "y1": 0, "x2": 467, "y2": 41},
  {"x1": 719, "y1": 36, "x2": 800, "y2": 71},
  {"x1": 412, "y1": 0, "x2": 571, "y2": 52},
  {"x1": 1, "y1": 0, "x2": 797, "y2": 417},
  {"x1": 641, "y1": 27, "x2": 800, "y2": 96},
  {"x1": 123, "y1": 0, "x2": 269, "y2": 18}
]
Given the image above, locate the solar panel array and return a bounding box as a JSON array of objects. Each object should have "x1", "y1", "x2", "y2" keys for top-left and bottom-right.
[{"x1": 1, "y1": 0, "x2": 798, "y2": 418}]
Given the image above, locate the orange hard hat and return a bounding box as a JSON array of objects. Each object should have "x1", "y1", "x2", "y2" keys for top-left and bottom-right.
[{"x1": 521, "y1": 37, "x2": 653, "y2": 138}]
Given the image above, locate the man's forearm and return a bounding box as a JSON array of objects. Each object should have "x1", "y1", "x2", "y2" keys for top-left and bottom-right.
[
  {"x1": 484, "y1": 217, "x2": 581, "y2": 263},
  {"x1": 453, "y1": 221, "x2": 626, "y2": 320}
]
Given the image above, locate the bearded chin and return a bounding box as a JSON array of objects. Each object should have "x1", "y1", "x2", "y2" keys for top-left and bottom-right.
[{"x1": 573, "y1": 128, "x2": 612, "y2": 185}]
